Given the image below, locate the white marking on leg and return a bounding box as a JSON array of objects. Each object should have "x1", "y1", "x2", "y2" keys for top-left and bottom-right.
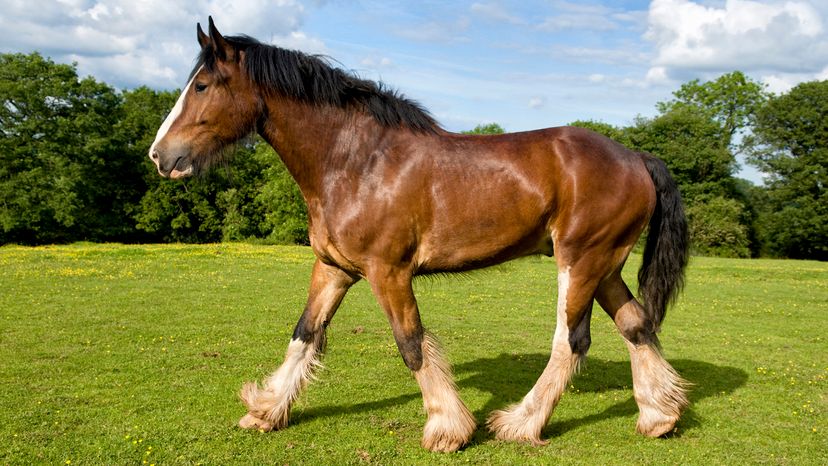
[
  {"x1": 239, "y1": 337, "x2": 323, "y2": 431},
  {"x1": 414, "y1": 333, "x2": 475, "y2": 452},
  {"x1": 487, "y1": 266, "x2": 580, "y2": 444},
  {"x1": 266, "y1": 338, "x2": 322, "y2": 391},
  {"x1": 148, "y1": 66, "x2": 202, "y2": 166},
  {"x1": 625, "y1": 337, "x2": 689, "y2": 436}
]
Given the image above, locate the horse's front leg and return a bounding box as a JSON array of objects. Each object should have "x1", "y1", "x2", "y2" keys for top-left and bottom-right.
[
  {"x1": 238, "y1": 259, "x2": 359, "y2": 431},
  {"x1": 368, "y1": 265, "x2": 476, "y2": 452}
]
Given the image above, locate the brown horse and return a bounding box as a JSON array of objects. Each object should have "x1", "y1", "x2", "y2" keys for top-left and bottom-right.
[{"x1": 149, "y1": 18, "x2": 690, "y2": 452}]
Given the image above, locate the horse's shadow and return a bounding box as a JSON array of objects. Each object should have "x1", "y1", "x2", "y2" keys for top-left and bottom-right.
[
  {"x1": 295, "y1": 353, "x2": 747, "y2": 441},
  {"x1": 453, "y1": 354, "x2": 747, "y2": 440}
]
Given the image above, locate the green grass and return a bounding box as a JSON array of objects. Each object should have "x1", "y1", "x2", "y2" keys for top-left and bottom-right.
[{"x1": 1, "y1": 243, "x2": 826, "y2": 465}]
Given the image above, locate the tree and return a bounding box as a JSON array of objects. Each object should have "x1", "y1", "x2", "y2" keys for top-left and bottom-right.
[
  {"x1": 624, "y1": 105, "x2": 756, "y2": 257},
  {"x1": 686, "y1": 195, "x2": 751, "y2": 258},
  {"x1": 0, "y1": 53, "x2": 125, "y2": 244},
  {"x1": 462, "y1": 123, "x2": 505, "y2": 135},
  {"x1": 569, "y1": 120, "x2": 629, "y2": 145},
  {"x1": 657, "y1": 71, "x2": 769, "y2": 150},
  {"x1": 625, "y1": 107, "x2": 736, "y2": 202},
  {"x1": 747, "y1": 80, "x2": 828, "y2": 260},
  {"x1": 253, "y1": 141, "x2": 309, "y2": 244},
  {"x1": 133, "y1": 138, "x2": 273, "y2": 243}
]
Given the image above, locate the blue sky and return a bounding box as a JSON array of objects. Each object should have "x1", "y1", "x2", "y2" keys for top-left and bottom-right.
[
  {"x1": 302, "y1": 1, "x2": 658, "y2": 130},
  {"x1": 3, "y1": 1, "x2": 828, "y2": 181}
]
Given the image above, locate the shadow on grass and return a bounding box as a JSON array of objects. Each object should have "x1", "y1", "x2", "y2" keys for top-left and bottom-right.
[
  {"x1": 294, "y1": 391, "x2": 422, "y2": 424},
  {"x1": 453, "y1": 353, "x2": 748, "y2": 439},
  {"x1": 292, "y1": 353, "x2": 746, "y2": 442}
]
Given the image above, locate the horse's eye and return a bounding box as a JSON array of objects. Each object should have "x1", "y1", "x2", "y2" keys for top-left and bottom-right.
[{"x1": 195, "y1": 83, "x2": 208, "y2": 93}]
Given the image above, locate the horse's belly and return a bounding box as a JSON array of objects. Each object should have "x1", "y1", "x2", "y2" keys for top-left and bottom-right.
[{"x1": 415, "y1": 220, "x2": 552, "y2": 273}]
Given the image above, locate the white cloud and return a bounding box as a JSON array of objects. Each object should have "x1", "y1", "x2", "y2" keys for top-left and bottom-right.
[
  {"x1": 761, "y1": 65, "x2": 828, "y2": 93},
  {"x1": 536, "y1": 1, "x2": 646, "y2": 32},
  {"x1": 0, "y1": 0, "x2": 322, "y2": 89},
  {"x1": 645, "y1": 66, "x2": 669, "y2": 85},
  {"x1": 528, "y1": 96, "x2": 546, "y2": 109},
  {"x1": 270, "y1": 31, "x2": 328, "y2": 55},
  {"x1": 550, "y1": 45, "x2": 650, "y2": 66},
  {"x1": 537, "y1": 14, "x2": 618, "y2": 32},
  {"x1": 360, "y1": 56, "x2": 393, "y2": 69},
  {"x1": 470, "y1": 2, "x2": 524, "y2": 25},
  {"x1": 394, "y1": 17, "x2": 471, "y2": 44},
  {"x1": 646, "y1": 0, "x2": 828, "y2": 79}
]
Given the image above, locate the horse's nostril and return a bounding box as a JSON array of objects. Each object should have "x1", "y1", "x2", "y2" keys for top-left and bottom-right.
[{"x1": 151, "y1": 149, "x2": 159, "y2": 161}]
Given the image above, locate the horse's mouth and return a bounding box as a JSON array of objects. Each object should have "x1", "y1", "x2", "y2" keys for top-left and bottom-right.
[
  {"x1": 170, "y1": 165, "x2": 194, "y2": 179},
  {"x1": 162, "y1": 157, "x2": 195, "y2": 179}
]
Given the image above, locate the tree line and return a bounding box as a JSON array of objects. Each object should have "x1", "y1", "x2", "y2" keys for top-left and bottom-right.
[{"x1": 1, "y1": 52, "x2": 825, "y2": 260}]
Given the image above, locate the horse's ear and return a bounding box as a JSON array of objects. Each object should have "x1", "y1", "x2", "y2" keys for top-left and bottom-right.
[
  {"x1": 207, "y1": 16, "x2": 233, "y2": 61},
  {"x1": 197, "y1": 22, "x2": 210, "y2": 50}
]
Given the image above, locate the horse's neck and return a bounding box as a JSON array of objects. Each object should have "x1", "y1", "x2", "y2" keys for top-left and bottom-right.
[
  {"x1": 258, "y1": 96, "x2": 391, "y2": 197},
  {"x1": 258, "y1": 98, "x2": 336, "y2": 192}
]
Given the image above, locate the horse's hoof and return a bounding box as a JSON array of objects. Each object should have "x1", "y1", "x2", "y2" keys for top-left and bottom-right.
[
  {"x1": 239, "y1": 413, "x2": 274, "y2": 431},
  {"x1": 636, "y1": 417, "x2": 678, "y2": 437},
  {"x1": 422, "y1": 435, "x2": 465, "y2": 453},
  {"x1": 486, "y1": 407, "x2": 546, "y2": 446}
]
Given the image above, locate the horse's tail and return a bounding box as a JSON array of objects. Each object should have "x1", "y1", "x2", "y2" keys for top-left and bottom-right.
[{"x1": 637, "y1": 153, "x2": 689, "y2": 333}]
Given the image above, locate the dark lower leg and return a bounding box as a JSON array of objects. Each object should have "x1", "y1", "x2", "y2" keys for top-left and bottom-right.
[
  {"x1": 596, "y1": 275, "x2": 688, "y2": 436},
  {"x1": 369, "y1": 267, "x2": 474, "y2": 452},
  {"x1": 239, "y1": 260, "x2": 358, "y2": 431}
]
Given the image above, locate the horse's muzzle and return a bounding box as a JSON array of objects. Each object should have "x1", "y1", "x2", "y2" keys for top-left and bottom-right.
[{"x1": 150, "y1": 147, "x2": 194, "y2": 179}]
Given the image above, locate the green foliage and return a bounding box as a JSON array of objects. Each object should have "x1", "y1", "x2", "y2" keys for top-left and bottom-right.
[
  {"x1": 133, "y1": 140, "x2": 283, "y2": 244},
  {"x1": 253, "y1": 142, "x2": 309, "y2": 244},
  {"x1": 605, "y1": 74, "x2": 769, "y2": 257},
  {"x1": 625, "y1": 107, "x2": 737, "y2": 202},
  {"x1": 747, "y1": 80, "x2": 828, "y2": 260},
  {"x1": 462, "y1": 123, "x2": 505, "y2": 135},
  {"x1": 686, "y1": 196, "x2": 751, "y2": 257},
  {"x1": 569, "y1": 119, "x2": 628, "y2": 144},
  {"x1": 0, "y1": 53, "x2": 310, "y2": 246},
  {"x1": 657, "y1": 71, "x2": 769, "y2": 149},
  {"x1": 577, "y1": 110, "x2": 757, "y2": 257},
  {"x1": 0, "y1": 53, "x2": 131, "y2": 243},
  {"x1": 1, "y1": 244, "x2": 826, "y2": 463}
]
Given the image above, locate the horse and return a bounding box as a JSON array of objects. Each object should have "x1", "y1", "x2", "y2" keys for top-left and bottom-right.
[{"x1": 148, "y1": 17, "x2": 690, "y2": 452}]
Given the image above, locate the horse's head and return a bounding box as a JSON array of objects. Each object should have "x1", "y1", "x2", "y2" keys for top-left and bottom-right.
[{"x1": 149, "y1": 18, "x2": 260, "y2": 179}]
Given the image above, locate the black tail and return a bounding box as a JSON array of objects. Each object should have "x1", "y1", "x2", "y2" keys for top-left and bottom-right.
[{"x1": 638, "y1": 153, "x2": 689, "y2": 333}]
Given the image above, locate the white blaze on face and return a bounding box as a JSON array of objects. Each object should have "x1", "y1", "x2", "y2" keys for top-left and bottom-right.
[{"x1": 148, "y1": 66, "x2": 202, "y2": 168}]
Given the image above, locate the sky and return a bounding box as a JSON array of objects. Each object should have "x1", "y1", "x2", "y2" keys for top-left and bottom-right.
[{"x1": 3, "y1": 0, "x2": 828, "y2": 181}]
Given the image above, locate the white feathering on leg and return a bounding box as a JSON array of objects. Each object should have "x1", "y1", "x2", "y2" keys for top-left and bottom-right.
[
  {"x1": 239, "y1": 334, "x2": 325, "y2": 431},
  {"x1": 414, "y1": 333, "x2": 476, "y2": 452}
]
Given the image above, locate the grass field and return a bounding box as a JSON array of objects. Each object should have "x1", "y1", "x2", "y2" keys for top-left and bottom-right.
[{"x1": 1, "y1": 243, "x2": 826, "y2": 465}]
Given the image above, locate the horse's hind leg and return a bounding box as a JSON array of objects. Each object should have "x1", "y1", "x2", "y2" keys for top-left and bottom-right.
[
  {"x1": 595, "y1": 273, "x2": 688, "y2": 437},
  {"x1": 487, "y1": 261, "x2": 597, "y2": 445},
  {"x1": 238, "y1": 259, "x2": 359, "y2": 431},
  {"x1": 368, "y1": 265, "x2": 475, "y2": 452}
]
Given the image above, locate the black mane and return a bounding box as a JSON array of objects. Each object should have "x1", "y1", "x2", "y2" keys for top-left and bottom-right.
[{"x1": 194, "y1": 35, "x2": 439, "y2": 133}]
